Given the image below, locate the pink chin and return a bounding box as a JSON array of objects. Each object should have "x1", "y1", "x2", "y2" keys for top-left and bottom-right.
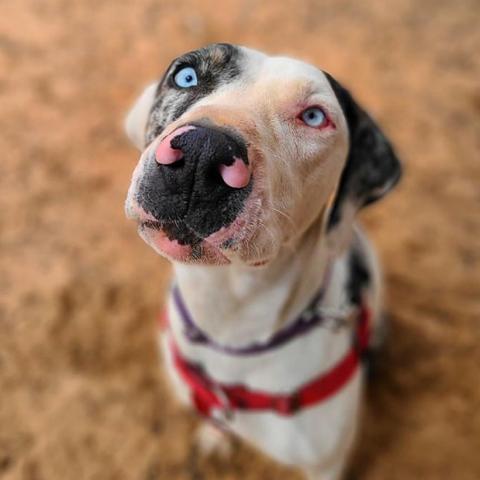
[
  {"x1": 139, "y1": 224, "x2": 230, "y2": 264},
  {"x1": 139, "y1": 226, "x2": 192, "y2": 261}
]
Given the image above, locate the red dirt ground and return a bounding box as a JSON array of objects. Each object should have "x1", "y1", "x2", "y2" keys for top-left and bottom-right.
[{"x1": 1, "y1": 1, "x2": 479, "y2": 479}]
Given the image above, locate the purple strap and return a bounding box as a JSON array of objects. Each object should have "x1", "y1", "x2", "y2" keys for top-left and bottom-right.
[{"x1": 171, "y1": 266, "x2": 333, "y2": 356}]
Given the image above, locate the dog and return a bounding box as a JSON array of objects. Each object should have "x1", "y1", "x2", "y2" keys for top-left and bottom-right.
[{"x1": 124, "y1": 43, "x2": 401, "y2": 480}]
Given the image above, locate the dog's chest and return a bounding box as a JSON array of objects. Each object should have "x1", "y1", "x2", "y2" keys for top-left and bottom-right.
[
  {"x1": 160, "y1": 254, "x2": 366, "y2": 465},
  {"x1": 167, "y1": 254, "x2": 354, "y2": 389}
]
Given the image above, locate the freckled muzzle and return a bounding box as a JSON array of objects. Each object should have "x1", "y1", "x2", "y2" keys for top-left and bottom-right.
[{"x1": 135, "y1": 125, "x2": 252, "y2": 245}]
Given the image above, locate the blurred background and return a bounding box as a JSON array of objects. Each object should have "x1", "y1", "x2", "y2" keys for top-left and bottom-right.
[{"x1": 1, "y1": 0, "x2": 479, "y2": 479}]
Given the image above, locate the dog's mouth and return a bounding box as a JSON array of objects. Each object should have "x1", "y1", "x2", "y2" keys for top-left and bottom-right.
[
  {"x1": 133, "y1": 192, "x2": 262, "y2": 265},
  {"x1": 138, "y1": 219, "x2": 230, "y2": 264}
]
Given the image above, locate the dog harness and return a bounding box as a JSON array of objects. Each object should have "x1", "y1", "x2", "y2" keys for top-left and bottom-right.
[{"x1": 162, "y1": 274, "x2": 372, "y2": 421}]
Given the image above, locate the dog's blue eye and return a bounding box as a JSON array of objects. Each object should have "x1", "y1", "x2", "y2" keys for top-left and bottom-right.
[
  {"x1": 174, "y1": 67, "x2": 198, "y2": 88},
  {"x1": 300, "y1": 107, "x2": 327, "y2": 128}
]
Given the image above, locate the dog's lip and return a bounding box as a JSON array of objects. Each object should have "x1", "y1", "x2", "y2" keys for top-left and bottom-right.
[
  {"x1": 139, "y1": 219, "x2": 162, "y2": 229},
  {"x1": 249, "y1": 259, "x2": 270, "y2": 267},
  {"x1": 138, "y1": 220, "x2": 231, "y2": 264},
  {"x1": 130, "y1": 187, "x2": 263, "y2": 263}
]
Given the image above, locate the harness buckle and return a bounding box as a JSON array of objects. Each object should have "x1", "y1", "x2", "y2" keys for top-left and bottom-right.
[
  {"x1": 273, "y1": 393, "x2": 301, "y2": 416},
  {"x1": 210, "y1": 385, "x2": 234, "y2": 424}
]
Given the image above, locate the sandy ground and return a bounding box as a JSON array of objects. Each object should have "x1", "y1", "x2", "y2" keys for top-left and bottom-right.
[{"x1": 1, "y1": 0, "x2": 479, "y2": 478}]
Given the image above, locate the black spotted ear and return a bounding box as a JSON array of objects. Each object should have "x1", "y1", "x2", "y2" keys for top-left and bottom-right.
[{"x1": 324, "y1": 72, "x2": 402, "y2": 229}]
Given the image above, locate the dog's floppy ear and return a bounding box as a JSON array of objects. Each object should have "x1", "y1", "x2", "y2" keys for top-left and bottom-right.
[
  {"x1": 124, "y1": 82, "x2": 158, "y2": 150},
  {"x1": 325, "y1": 72, "x2": 402, "y2": 229}
]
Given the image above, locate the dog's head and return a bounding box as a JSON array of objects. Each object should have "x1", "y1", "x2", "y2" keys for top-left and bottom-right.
[{"x1": 125, "y1": 44, "x2": 401, "y2": 266}]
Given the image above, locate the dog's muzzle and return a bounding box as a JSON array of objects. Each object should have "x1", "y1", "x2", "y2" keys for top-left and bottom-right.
[{"x1": 135, "y1": 124, "x2": 252, "y2": 245}]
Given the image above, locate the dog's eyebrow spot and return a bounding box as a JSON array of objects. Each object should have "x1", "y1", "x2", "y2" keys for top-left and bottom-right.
[
  {"x1": 166, "y1": 44, "x2": 239, "y2": 87},
  {"x1": 146, "y1": 43, "x2": 242, "y2": 143}
]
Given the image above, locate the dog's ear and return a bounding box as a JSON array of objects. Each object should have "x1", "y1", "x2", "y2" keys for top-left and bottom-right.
[
  {"x1": 124, "y1": 82, "x2": 158, "y2": 150},
  {"x1": 324, "y1": 73, "x2": 402, "y2": 230}
]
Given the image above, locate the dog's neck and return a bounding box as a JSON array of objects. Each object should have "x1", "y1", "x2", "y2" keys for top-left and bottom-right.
[{"x1": 173, "y1": 222, "x2": 353, "y2": 347}]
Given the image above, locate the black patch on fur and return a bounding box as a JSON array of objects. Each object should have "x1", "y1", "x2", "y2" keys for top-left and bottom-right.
[
  {"x1": 145, "y1": 43, "x2": 242, "y2": 144},
  {"x1": 324, "y1": 72, "x2": 402, "y2": 229},
  {"x1": 347, "y1": 246, "x2": 371, "y2": 306},
  {"x1": 346, "y1": 244, "x2": 381, "y2": 371},
  {"x1": 136, "y1": 125, "x2": 252, "y2": 244}
]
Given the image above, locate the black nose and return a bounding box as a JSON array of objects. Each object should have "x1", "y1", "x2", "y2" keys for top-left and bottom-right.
[{"x1": 136, "y1": 126, "x2": 252, "y2": 242}]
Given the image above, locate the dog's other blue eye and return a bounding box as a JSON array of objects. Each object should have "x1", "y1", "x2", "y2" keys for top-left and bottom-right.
[
  {"x1": 174, "y1": 67, "x2": 198, "y2": 88},
  {"x1": 300, "y1": 107, "x2": 327, "y2": 128}
]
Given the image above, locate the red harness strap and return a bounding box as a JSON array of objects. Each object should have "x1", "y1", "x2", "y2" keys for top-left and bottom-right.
[{"x1": 167, "y1": 304, "x2": 371, "y2": 419}]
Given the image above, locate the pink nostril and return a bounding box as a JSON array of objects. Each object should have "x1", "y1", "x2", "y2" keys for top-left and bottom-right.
[
  {"x1": 155, "y1": 141, "x2": 183, "y2": 165},
  {"x1": 155, "y1": 126, "x2": 195, "y2": 165},
  {"x1": 219, "y1": 157, "x2": 251, "y2": 189}
]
